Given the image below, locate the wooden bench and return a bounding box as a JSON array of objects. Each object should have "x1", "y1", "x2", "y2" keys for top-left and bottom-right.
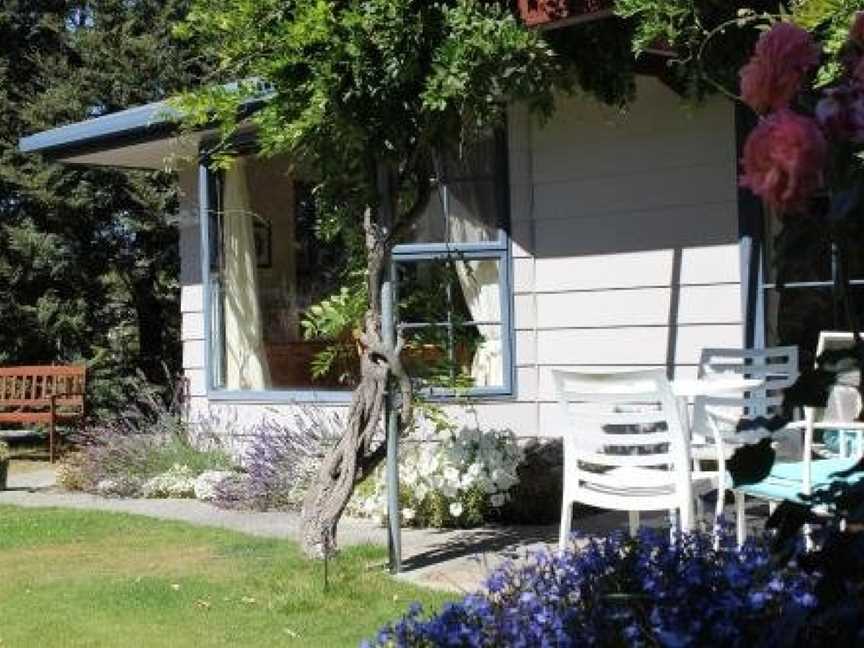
[{"x1": 0, "y1": 366, "x2": 86, "y2": 462}]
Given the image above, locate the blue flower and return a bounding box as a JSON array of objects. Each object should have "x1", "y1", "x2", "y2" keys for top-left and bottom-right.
[{"x1": 366, "y1": 528, "x2": 819, "y2": 647}]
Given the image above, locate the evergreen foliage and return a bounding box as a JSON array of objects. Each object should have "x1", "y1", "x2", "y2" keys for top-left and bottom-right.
[{"x1": 1, "y1": 1, "x2": 205, "y2": 414}]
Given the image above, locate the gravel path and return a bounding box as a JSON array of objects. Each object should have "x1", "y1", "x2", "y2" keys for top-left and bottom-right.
[{"x1": 0, "y1": 461, "x2": 567, "y2": 592}]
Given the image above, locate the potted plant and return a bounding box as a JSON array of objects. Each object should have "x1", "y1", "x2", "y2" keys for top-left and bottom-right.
[{"x1": 0, "y1": 440, "x2": 10, "y2": 490}]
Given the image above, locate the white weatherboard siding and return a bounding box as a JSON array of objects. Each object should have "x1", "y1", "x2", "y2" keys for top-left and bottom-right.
[
  {"x1": 484, "y1": 76, "x2": 743, "y2": 438},
  {"x1": 177, "y1": 166, "x2": 207, "y2": 405},
  {"x1": 176, "y1": 76, "x2": 743, "y2": 444}
]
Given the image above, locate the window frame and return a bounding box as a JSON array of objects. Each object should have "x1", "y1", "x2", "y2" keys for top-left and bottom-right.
[
  {"x1": 391, "y1": 129, "x2": 515, "y2": 399},
  {"x1": 198, "y1": 130, "x2": 514, "y2": 403},
  {"x1": 738, "y1": 133, "x2": 864, "y2": 357},
  {"x1": 198, "y1": 147, "x2": 352, "y2": 403}
]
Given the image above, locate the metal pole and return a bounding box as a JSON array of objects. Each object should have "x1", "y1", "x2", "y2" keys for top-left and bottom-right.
[
  {"x1": 382, "y1": 269, "x2": 401, "y2": 574},
  {"x1": 377, "y1": 163, "x2": 401, "y2": 574}
]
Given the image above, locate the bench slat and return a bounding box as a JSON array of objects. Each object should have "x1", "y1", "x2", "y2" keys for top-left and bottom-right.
[
  {"x1": 0, "y1": 365, "x2": 86, "y2": 377},
  {"x1": 0, "y1": 411, "x2": 82, "y2": 422},
  {"x1": 0, "y1": 365, "x2": 87, "y2": 464},
  {"x1": 0, "y1": 389, "x2": 85, "y2": 402},
  {"x1": 0, "y1": 412, "x2": 55, "y2": 423}
]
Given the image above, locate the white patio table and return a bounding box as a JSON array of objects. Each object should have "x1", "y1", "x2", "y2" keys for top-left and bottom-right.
[
  {"x1": 669, "y1": 376, "x2": 765, "y2": 441},
  {"x1": 670, "y1": 375, "x2": 766, "y2": 528},
  {"x1": 670, "y1": 376, "x2": 765, "y2": 400}
]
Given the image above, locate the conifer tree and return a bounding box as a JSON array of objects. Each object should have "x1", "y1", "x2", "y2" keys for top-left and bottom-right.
[{"x1": 1, "y1": 1, "x2": 205, "y2": 410}]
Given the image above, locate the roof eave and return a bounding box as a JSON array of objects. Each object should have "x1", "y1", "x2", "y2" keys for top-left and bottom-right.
[{"x1": 18, "y1": 91, "x2": 271, "y2": 163}]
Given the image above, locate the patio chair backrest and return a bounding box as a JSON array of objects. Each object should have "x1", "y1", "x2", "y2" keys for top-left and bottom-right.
[
  {"x1": 807, "y1": 332, "x2": 864, "y2": 458},
  {"x1": 551, "y1": 369, "x2": 692, "y2": 511},
  {"x1": 694, "y1": 346, "x2": 799, "y2": 431}
]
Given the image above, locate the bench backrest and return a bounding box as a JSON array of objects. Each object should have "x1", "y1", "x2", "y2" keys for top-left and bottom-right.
[{"x1": 0, "y1": 365, "x2": 86, "y2": 409}]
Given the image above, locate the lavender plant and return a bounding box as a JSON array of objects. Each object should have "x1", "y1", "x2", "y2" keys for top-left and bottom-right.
[
  {"x1": 213, "y1": 406, "x2": 343, "y2": 511},
  {"x1": 368, "y1": 528, "x2": 818, "y2": 648},
  {"x1": 59, "y1": 377, "x2": 231, "y2": 495}
]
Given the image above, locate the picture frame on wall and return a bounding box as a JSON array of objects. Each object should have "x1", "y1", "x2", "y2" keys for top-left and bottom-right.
[{"x1": 253, "y1": 219, "x2": 272, "y2": 269}]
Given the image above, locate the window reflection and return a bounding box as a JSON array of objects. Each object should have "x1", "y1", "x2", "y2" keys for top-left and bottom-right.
[{"x1": 208, "y1": 156, "x2": 357, "y2": 391}]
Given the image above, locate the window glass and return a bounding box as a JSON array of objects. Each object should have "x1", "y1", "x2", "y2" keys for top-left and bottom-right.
[
  {"x1": 396, "y1": 257, "x2": 505, "y2": 390},
  {"x1": 208, "y1": 155, "x2": 356, "y2": 391},
  {"x1": 405, "y1": 135, "x2": 503, "y2": 245},
  {"x1": 763, "y1": 206, "x2": 832, "y2": 285},
  {"x1": 762, "y1": 197, "x2": 864, "y2": 364}
]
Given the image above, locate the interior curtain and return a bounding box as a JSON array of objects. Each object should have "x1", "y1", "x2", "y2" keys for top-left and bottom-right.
[
  {"x1": 222, "y1": 159, "x2": 272, "y2": 390},
  {"x1": 449, "y1": 180, "x2": 502, "y2": 387}
]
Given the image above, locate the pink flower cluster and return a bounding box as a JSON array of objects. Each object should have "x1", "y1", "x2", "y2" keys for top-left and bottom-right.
[
  {"x1": 740, "y1": 22, "x2": 820, "y2": 115},
  {"x1": 741, "y1": 110, "x2": 826, "y2": 213},
  {"x1": 739, "y1": 15, "x2": 864, "y2": 213}
]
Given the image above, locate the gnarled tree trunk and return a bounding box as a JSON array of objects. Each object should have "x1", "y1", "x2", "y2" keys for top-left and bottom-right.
[
  {"x1": 300, "y1": 323, "x2": 391, "y2": 558},
  {"x1": 300, "y1": 161, "x2": 421, "y2": 559}
]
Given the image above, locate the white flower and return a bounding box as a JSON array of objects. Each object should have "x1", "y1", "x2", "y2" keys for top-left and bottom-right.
[
  {"x1": 490, "y1": 493, "x2": 506, "y2": 508},
  {"x1": 418, "y1": 447, "x2": 439, "y2": 474},
  {"x1": 193, "y1": 470, "x2": 233, "y2": 501},
  {"x1": 441, "y1": 482, "x2": 458, "y2": 499},
  {"x1": 449, "y1": 502, "x2": 463, "y2": 518},
  {"x1": 442, "y1": 466, "x2": 460, "y2": 486},
  {"x1": 414, "y1": 482, "x2": 429, "y2": 502},
  {"x1": 142, "y1": 464, "x2": 196, "y2": 499},
  {"x1": 402, "y1": 467, "x2": 420, "y2": 487},
  {"x1": 402, "y1": 508, "x2": 416, "y2": 522}
]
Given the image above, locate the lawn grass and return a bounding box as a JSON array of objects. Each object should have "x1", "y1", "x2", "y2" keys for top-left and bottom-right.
[{"x1": 0, "y1": 506, "x2": 454, "y2": 647}]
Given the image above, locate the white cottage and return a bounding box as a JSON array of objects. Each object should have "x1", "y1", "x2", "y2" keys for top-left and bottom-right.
[{"x1": 21, "y1": 72, "x2": 759, "y2": 449}]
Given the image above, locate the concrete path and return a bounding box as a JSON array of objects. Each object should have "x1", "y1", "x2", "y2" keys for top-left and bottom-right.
[{"x1": 0, "y1": 461, "x2": 654, "y2": 593}]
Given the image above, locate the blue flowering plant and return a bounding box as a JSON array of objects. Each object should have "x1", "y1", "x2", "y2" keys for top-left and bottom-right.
[{"x1": 368, "y1": 527, "x2": 817, "y2": 647}]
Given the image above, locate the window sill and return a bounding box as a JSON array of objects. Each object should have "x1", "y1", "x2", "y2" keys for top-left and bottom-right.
[
  {"x1": 205, "y1": 389, "x2": 353, "y2": 404},
  {"x1": 203, "y1": 386, "x2": 515, "y2": 404}
]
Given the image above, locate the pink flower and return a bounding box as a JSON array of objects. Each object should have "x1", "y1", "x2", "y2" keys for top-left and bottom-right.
[
  {"x1": 740, "y1": 22, "x2": 821, "y2": 114},
  {"x1": 740, "y1": 110, "x2": 827, "y2": 213},
  {"x1": 851, "y1": 12, "x2": 864, "y2": 46},
  {"x1": 816, "y1": 85, "x2": 864, "y2": 142}
]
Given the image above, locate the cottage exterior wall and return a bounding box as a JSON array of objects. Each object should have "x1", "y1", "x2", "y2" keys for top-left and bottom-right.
[{"x1": 178, "y1": 76, "x2": 743, "y2": 446}]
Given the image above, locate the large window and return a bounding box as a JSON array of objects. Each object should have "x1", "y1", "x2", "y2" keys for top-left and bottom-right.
[
  {"x1": 202, "y1": 132, "x2": 512, "y2": 398},
  {"x1": 393, "y1": 132, "x2": 512, "y2": 396},
  {"x1": 205, "y1": 154, "x2": 356, "y2": 394},
  {"x1": 761, "y1": 199, "x2": 864, "y2": 366}
]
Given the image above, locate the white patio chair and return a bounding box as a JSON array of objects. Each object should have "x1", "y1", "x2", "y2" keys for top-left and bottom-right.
[
  {"x1": 552, "y1": 369, "x2": 714, "y2": 552},
  {"x1": 734, "y1": 333, "x2": 864, "y2": 546},
  {"x1": 690, "y1": 346, "x2": 799, "y2": 528}
]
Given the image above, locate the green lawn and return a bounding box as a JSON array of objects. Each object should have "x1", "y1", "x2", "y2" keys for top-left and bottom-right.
[{"x1": 0, "y1": 506, "x2": 453, "y2": 647}]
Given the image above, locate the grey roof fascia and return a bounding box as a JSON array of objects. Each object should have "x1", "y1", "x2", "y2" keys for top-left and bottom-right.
[
  {"x1": 19, "y1": 100, "x2": 181, "y2": 158},
  {"x1": 18, "y1": 89, "x2": 272, "y2": 160}
]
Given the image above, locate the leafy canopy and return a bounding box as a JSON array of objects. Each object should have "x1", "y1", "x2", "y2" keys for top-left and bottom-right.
[{"x1": 175, "y1": 0, "x2": 560, "y2": 231}]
